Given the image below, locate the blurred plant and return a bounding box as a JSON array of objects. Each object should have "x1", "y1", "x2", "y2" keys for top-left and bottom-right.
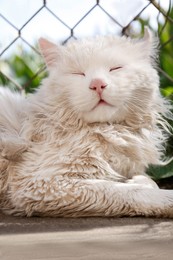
[
  {"x1": 0, "y1": 45, "x2": 46, "y2": 94},
  {"x1": 135, "y1": 6, "x2": 173, "y2": 180}
]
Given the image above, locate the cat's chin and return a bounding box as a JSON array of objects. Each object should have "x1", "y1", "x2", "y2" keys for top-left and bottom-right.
[{"x1": 81, "y1": 105, "x2": 121, "y2": 123}]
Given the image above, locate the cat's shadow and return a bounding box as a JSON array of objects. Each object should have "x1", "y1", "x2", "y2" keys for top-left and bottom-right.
[{"x1": 0, "y1": 211, "x2": 170, "y2": 235}]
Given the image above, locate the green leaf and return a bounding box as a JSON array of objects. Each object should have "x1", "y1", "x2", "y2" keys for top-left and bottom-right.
[
  {"x1": 147, "y1": 160, "x2": 173, "y2": 180},
  {"x1": 161, "y1": 86, "x2": 173, "y2": 97}
]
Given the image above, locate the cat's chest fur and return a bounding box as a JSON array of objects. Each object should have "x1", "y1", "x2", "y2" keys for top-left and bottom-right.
[{"x1": 16, "y1": 123, "x2": 157, "y2": 181}]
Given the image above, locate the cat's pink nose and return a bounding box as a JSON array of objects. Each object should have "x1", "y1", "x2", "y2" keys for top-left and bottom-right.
[{"x1": 89, "y1": 78, "x2": 107, "y2": 95}]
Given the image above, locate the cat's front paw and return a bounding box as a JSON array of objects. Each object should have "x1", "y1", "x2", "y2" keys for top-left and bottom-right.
[{"x1": 127, "y1": 175, "x2": 159, "y2": 189}]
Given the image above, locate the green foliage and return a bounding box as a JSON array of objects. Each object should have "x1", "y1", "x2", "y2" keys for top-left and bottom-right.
[
  {"x1": 139, "y1": 8, "x2": 173, "y2": 180},
  {"x1": 159, "y1": 8, "x2": 173, "y2": 99},
  {"x1": 0, "y1": 46, "x2": 46, "y2": 93},
  {"x1": 148, "y1": 161, "x2": 173, "y2": 180},
  {"x1": 154, "y1": 9, "x2": 173, "y2": 180}
]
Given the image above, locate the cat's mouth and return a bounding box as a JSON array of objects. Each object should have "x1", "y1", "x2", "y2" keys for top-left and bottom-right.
[
  {"x1": 92, "y1": 99, "x2": 112, "y2": 110},
  {"x1": 98, "y1": 99, "x2": 108, "y2": 105}
]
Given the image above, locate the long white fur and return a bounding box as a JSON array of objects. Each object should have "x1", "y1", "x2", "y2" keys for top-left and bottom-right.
[{"x1": 0, "y1": 29, "x2": 173, "y2": 217}]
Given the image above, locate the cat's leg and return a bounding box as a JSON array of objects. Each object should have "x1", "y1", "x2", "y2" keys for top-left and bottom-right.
[
  {"x1": 0, "y1": 89, "x2": 30, "y2": 195},
  {"x1": 0, "y1": 136, "x2": 29, "y2": 193},
  {"x1": 5, "y1": 178, "x2": 173, "y2": 218},
  {"x1": 0, "y1": 135, "x2": 28, "y2": 160}
]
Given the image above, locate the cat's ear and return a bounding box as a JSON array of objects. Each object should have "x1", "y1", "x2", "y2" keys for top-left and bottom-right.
[
  {"x1": 39, "y1": 38, "x2": 59, "y2": 68},
  {"x1": 140, "y1": 27, "x2": 159, "y2": 59},
  {"x1": 143, "y1": 27, "x2": 152, "y2": 43}
]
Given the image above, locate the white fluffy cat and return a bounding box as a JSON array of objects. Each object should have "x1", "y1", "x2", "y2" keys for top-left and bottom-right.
[{"x1": 0, "y1": 28, "x2": 173, "y2": 217}]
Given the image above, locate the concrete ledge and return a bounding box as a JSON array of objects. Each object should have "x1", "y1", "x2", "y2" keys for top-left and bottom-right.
[{"x1": 0, "y1": 212, "x2": 173, "y2": 260}]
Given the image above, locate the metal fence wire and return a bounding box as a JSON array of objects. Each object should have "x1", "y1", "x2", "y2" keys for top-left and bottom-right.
[{"x1": 0, "y1": 0, "x2": 173, "y2": 93}]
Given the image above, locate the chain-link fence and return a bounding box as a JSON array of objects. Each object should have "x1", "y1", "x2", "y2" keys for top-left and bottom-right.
[
  {"x1": 0, "y1": 0, "x2": 173, "y2": 95},
  {"x1": 0, "y1": 0, "x2": 173, "y2": 181}
]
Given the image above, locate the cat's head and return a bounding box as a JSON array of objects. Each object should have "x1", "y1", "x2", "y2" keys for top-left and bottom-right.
[{"x1": 39, "y1": 29, "x2": 161, "y2": 126}]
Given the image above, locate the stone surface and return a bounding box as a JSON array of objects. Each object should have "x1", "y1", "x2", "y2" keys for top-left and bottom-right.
[{"x1": 0, "y1": 212, "x2": 173, "y2": 260}]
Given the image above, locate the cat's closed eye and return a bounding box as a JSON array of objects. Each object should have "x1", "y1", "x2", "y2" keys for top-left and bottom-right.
[
  {"x1": 109, "y1": 66, "x2": 122, "y2": 72},
  {"x1": 72, "y1": 72, "x2": 85, "y2": 76}
]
